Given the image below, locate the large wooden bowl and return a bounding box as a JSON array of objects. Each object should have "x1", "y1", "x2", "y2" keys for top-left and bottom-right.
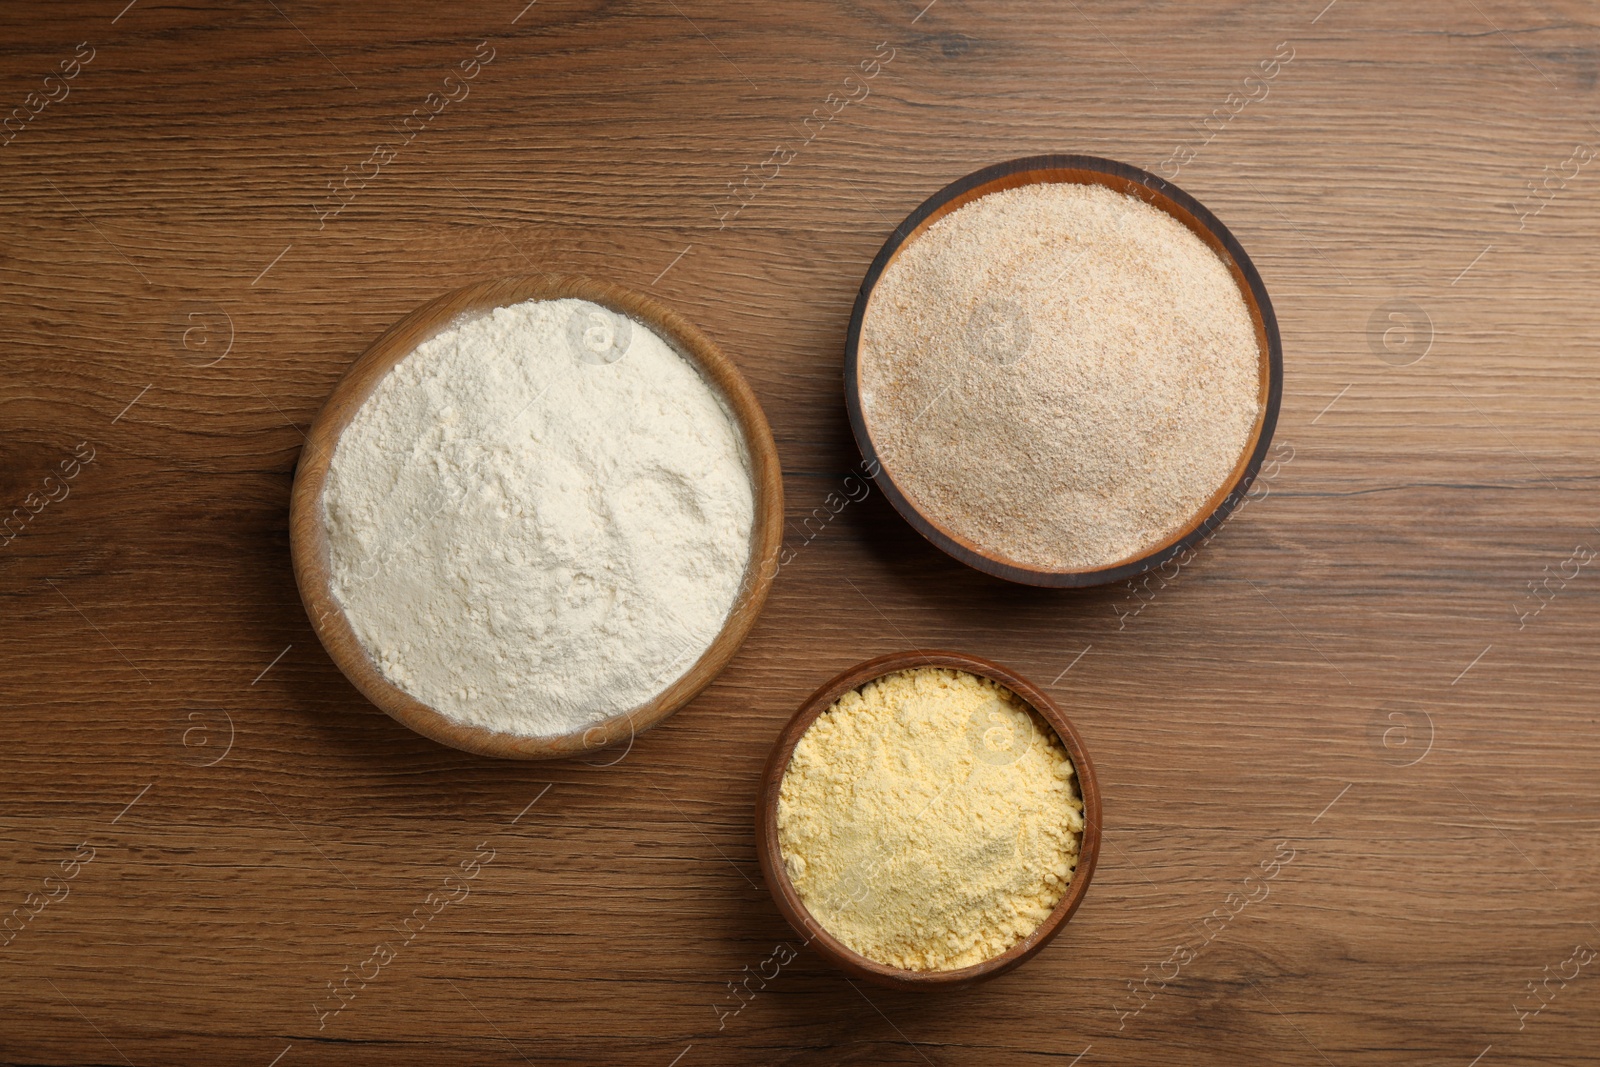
[
  {"x1": 756, "y1": 650, "x2": 1102, "y2": 990},
  {"x1": 844, "y1": 154, "x2": 1283, "y2": 587},
  {"x1": 289, "y1": 275, "x2": 784, "y2": 760}
]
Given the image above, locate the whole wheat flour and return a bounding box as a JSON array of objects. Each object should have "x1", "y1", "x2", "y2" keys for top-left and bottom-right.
[
  {"x1": 777, "y1": 667, "x2": 1084, "y2": 972},
  {"x1": 322, "y1": 297, "x2": 754, "y2": 738},
  {"x1": 858, "y1": 181, "x2": 1262, "y2": 571}
]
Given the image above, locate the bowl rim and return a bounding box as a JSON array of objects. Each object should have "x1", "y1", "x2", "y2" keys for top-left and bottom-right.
[
  {"x1": 288, "y1": 274, "x2": 784, "y2": 760},
  {"x1": 843, "y1": 153, "x2": 1284, "y2": 588},
  {"x1": 755, "y1": 649, "x2": 1103, "y2": 990}
]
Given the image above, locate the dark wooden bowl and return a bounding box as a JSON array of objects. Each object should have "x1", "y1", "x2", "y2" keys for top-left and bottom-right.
[
  {"x1": 756, "y1": 650, "x2": 1102, "y2": 990},
  {"x1": 289, "y1": 275, "x2": 784, "y2": 760},
  {"x1": 844, "y1": 154, "x2": 1283, "y2": 588}
]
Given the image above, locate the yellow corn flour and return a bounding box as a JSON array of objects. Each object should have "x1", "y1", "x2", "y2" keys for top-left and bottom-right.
[{"x1": 776, "y1": 667, "x2": 1084, "y2": 972}]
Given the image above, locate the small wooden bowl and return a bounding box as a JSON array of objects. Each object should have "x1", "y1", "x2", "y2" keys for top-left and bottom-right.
[
  {"x1": 289, "y1": 275, "x2": 784, "y2": 760},
  {"x1": 756, "y1": 650, "x2": 1102, "y2": 990},
  {"x1": 844, "y1": 154, "x2": 1284, "y2": 587}
]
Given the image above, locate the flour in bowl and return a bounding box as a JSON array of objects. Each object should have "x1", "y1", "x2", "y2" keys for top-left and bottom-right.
[
  {"x1": 858, "y1": 181, "x2": 1262, "y2": 571},
  {"x1": 322, "y1": 297, "x2": 755, "y2": 738}
]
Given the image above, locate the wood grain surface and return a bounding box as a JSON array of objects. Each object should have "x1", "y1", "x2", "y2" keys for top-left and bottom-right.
[{"x1": 3, "y1": 0, "x2": 1599, "y2": 1063}]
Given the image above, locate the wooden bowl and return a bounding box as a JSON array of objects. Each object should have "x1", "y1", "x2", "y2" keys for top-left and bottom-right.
[
  {"x1": 844, "y1": 154, "x2": 1283, "y2": 587},
  {"x1": 756, "y1": 650, "x2": 1102, "y2": 990},
  {"x1": 289, "y1": 275, "x2": 784, "y2": 760}
]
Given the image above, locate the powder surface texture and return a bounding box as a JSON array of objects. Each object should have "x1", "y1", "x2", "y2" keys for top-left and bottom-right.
[
  {"x1": 322, "y1": 297, "x2": 754, "y2": 738},
  {"x1": 858, "y1": 181, "x2": 1262, "y2": 571},
  {"x1": 776, "y1": 667, "x2": 1084, "y2": 972}
]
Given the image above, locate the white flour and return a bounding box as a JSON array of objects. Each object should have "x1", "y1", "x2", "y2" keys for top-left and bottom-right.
[{"x1": 322, "y1": 298, "x2": 755, "y2": 738}]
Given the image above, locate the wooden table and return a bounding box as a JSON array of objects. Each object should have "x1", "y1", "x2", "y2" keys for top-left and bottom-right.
[{"x1": 3, "y1": 1, "x2": 1597, "y2": 1063}]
